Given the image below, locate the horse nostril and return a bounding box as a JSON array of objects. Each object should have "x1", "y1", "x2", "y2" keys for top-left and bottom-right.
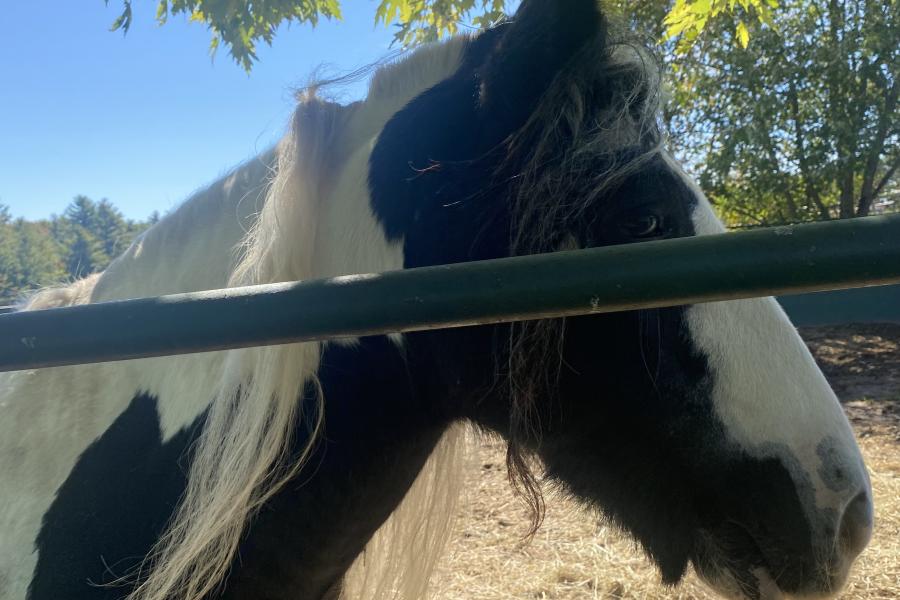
[{"x1": 838, "y1": 490, "x2": 874, "y2": 559}]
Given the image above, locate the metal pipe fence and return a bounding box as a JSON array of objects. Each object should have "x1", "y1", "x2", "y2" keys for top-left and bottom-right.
[{"x1": 2, "y1": 214, "x2": 900, "y2": 373}]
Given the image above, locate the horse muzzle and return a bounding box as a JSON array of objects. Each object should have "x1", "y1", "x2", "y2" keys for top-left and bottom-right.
[{"x1": 693, "y1": 481, "x2": 873, "y2": 600}]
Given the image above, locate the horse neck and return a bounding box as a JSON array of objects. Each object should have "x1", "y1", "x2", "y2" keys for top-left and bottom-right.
[
  {"x1": 214, "y1": 285, "x2": 497, "y2": 600},
  {"x1": 178, "y1": 41, "x2": 478, "y2": 599},
  {"x1": 91, "y1": 149, "x2": 275, "y2": 303},
  {"x1": 220, "y1": 335, "x2": 455, "y2": 599}
]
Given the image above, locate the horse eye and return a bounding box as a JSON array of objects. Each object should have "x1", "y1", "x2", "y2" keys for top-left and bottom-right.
[{"x1": 625, "y1": 214, "x2": 663, "y2": 238}]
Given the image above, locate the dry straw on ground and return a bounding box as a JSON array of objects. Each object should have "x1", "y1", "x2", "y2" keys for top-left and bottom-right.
[{"x1": 430, "y1": 324, "x2": 900, "y2": 600}]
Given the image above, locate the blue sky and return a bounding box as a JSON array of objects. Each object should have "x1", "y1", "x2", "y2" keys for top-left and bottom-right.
[{"x1": 0, "y1": 2, "x2": 399, "y2": 221}]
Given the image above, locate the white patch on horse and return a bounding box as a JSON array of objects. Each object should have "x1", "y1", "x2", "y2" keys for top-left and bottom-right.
[
  {"x1": 662, "y1": 151, "x2": 868, "y2": 518},
  {"x1": 94, "y1": 151, "x2": 273, "y2": 303},
  {"x1": 314, "y1": 139, "x2": 405, "y2": 352},
  {"x1": 314, "y1": 141, "x2": 402, "y2": 276},
  {"x1": 0, "y1": 281, "x2": 108, "y2": 600},
  {"x1": 0, "y1": 152, "x2": 271, "y2": 600}
]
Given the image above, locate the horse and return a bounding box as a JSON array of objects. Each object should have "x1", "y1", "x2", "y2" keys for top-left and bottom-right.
[{"x1": 0, "y1": 1, "x2": 874, "y2": 599}]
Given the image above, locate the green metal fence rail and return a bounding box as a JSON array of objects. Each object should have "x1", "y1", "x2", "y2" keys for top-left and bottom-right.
[{"x1": 2, "y1": 214, "x2": 900, "y2": 373}]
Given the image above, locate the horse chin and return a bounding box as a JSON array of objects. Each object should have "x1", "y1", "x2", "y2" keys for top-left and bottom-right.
[
  {"x1": 691, "y1": 523, "x2": 856, "y2": 600},
  {"x1": 692, "y1": 527, "x2": 787, "y2": 600},
  {"x1": 695, "y1": 566, "x2": 787, "y2": 600}
]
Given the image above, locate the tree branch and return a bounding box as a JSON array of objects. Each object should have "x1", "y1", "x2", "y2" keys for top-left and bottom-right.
[
  {"x1": 857, "y1": 83, "x2": 899, "y2": 215},
  {"x1": 873, "y1": 155, "x2": 900, "y2": 201},
  {"x1": 788, "y1": 80, "x2": 832, "y2": 220}
]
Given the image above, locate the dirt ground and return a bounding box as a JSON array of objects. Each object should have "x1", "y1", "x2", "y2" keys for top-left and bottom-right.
[{"x1": 430, "y1": 324, "x2": 900, "y2": 599}]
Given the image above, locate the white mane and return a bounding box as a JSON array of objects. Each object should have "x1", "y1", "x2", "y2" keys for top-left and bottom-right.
[{"x1": 123, "y1": 37, "x2": 470, "y2": 600}]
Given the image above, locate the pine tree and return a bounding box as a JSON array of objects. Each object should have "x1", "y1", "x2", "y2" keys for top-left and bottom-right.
[
  {"x1": 1, "y1": 198, "x2": 153, "y2": 299},
  {"x1": 13, "y1": 220, "x2": 65, "y2": 292},
  {"x1": 64, "y1": 196, "x2": 98, "y2": 231},
  {"x1": 54, "y1": 197, "x2": 105, "y2": 279},
  {"x1": 94, "y1": 198, "x2": 129, "y2": 260},
  {"x1": 61, "y1": 224, "x2": 104, "y2": 279}
]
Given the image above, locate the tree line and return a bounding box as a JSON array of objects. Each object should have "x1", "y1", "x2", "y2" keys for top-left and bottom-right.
[{"x1": 0, "y1": 198, "x2": 157, "y2": 303}]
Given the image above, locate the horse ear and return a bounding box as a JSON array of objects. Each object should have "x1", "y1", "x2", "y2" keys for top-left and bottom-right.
[{"x1": 477, "y1": 0, "x2": 606, "y2": 129}]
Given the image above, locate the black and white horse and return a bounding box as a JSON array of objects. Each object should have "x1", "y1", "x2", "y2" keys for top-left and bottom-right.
[{"x1": 0, "y1": 1, "x2": 873, "y2": 599}]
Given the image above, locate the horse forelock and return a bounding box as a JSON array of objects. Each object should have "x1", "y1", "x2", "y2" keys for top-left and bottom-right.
[
  {"x1": 500, "y1": 30, "x2": 666, "y2": 530},
  {"x1": 506, "y1": 34, "x2": 664, "y2": 255}
]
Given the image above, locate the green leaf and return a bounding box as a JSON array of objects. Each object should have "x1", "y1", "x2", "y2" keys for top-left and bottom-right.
[
  {"x1": 105, "y1": 0, "x2": 788, "y2": 72},
  {"x1": 691, "y1": 0, "x2": 712, "y2": 16},
  {"x1": 736, "y1": 20, "x2": 750, "y2": 48},
  {"x1": 666, "y1": 14, "x2": 697, "y2": 39},
  {"x1": 109, "y1": 2, "x2": 133, "y2": 33}
]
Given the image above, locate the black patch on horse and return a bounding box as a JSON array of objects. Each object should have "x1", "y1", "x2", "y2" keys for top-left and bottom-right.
[{"x1": 30, "y1": 395, "x2": 200, "y2": 599}]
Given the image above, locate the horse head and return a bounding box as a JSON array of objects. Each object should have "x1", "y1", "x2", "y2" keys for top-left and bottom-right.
[{"x1": 367, "y1": 1, "x2": 873, "y2": 597}]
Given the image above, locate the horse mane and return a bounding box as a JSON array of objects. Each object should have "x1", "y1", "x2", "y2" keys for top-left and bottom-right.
[
  {"x1": 127, "y1": 38, "x2": 468, "y2": 600},
  {"x1": 18, "y1": 273, "x2": 101, "y2": 311}
]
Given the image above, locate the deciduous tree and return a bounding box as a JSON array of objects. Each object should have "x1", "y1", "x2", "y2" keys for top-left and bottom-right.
[{"x1": 637, "y1": 0, "x2": 900, "y2": 225}]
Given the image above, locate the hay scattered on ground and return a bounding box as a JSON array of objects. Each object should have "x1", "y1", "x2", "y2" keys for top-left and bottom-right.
[{"x1": 430, "y1": 325, "x2": 900, "y2": 599}]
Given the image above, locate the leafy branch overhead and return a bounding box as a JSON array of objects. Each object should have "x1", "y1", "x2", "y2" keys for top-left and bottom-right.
[
  {"x1": 664, "y1": 0, "x2": 779, "y2": 51},
  {"x1": 108, "y1": 0, "x2": 343, "y2": 71},
  {"x1": 103, "y1": 0, "x2": 898, "y2": 228},
  {"x1": 107, "y1": 0, "x2": 775, "y2": 71}
]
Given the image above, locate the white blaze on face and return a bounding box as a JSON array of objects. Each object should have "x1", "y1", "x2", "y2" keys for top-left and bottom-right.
[{"x1": 661, "y1": 153, "x2": 868, "y2": 519}]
